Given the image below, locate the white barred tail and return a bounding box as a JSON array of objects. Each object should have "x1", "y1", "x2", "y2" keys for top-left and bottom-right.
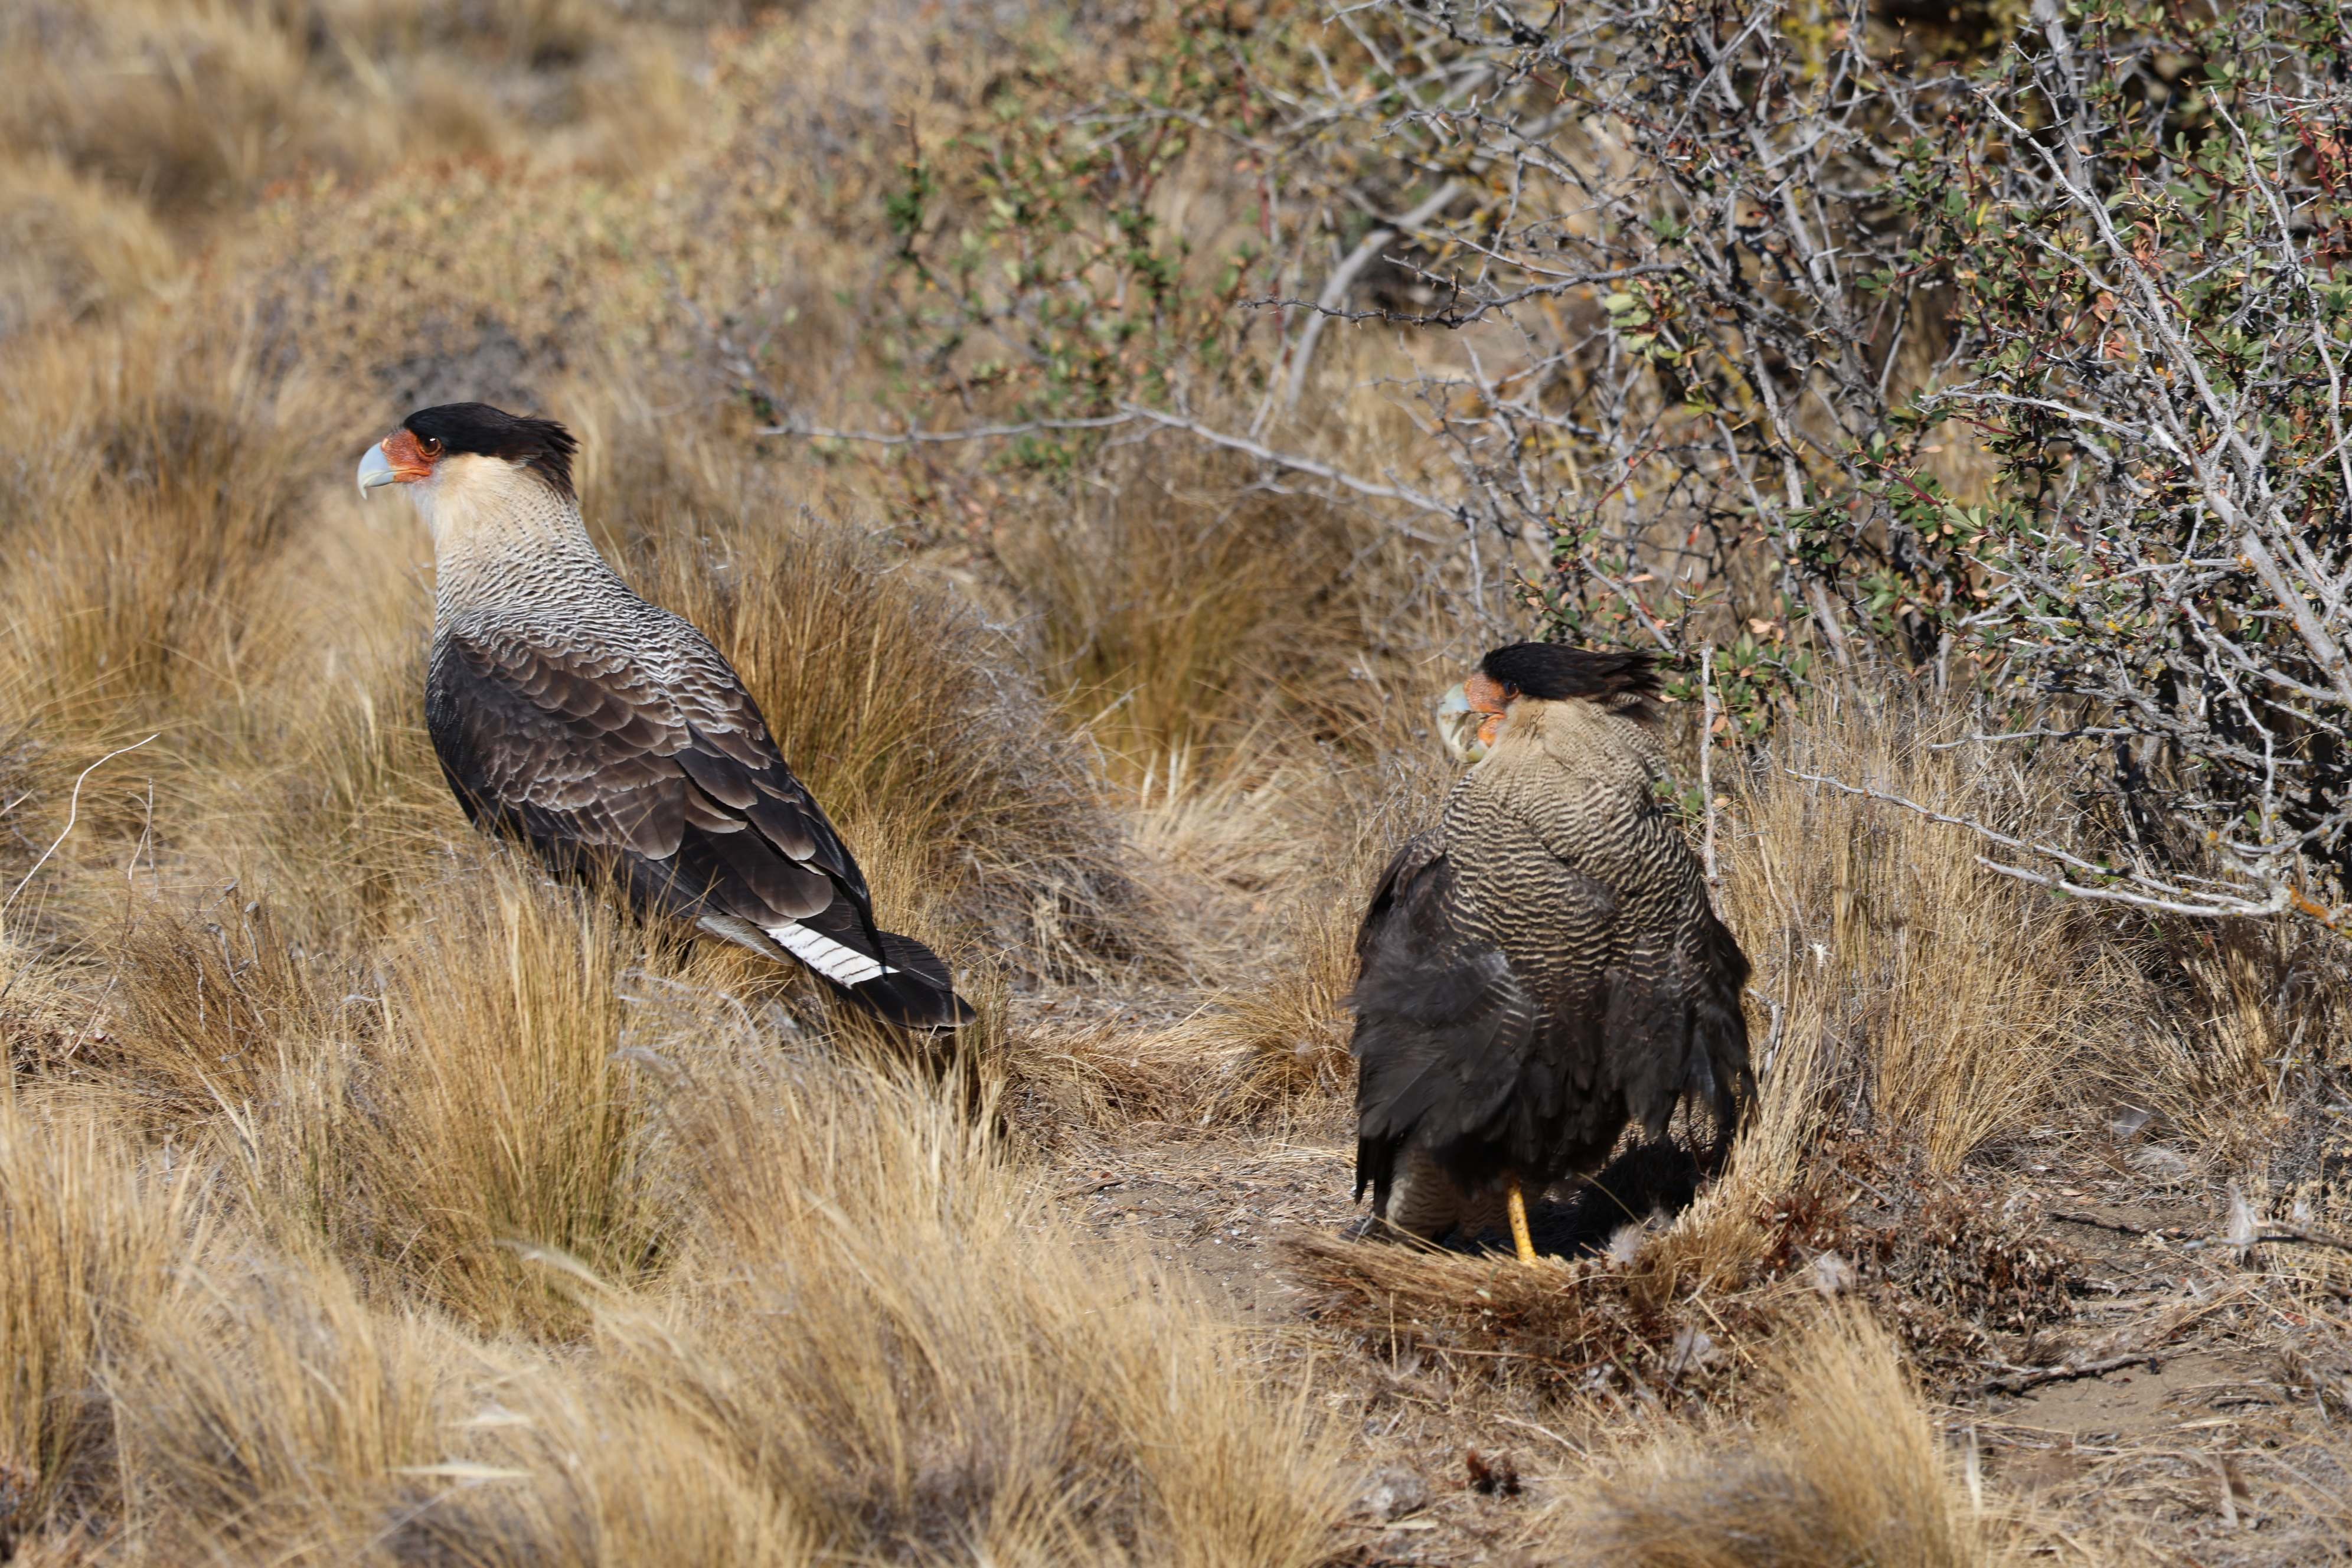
[{"x1": 765, "y1": 921, "x2": 895, "y2": 986}]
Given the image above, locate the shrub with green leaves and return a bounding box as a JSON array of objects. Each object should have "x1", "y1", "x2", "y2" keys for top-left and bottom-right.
[{"x1": 752, "y1": 0, "x2": 2352, "y2": 925}]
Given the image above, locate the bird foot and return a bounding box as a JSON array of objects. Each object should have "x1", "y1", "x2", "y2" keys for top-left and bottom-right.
[{"x1": 1506, "y1": 1177, "x2": 1538, "y2": 1264}]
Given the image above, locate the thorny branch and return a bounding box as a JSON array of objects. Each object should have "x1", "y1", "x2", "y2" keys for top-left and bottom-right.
[
  {"x1": 1292, "y1": 0, "x2": 2352, "y2": 925},
  {"x1": 724, "y1": 0, "x2": 2352, "y2": 930}
]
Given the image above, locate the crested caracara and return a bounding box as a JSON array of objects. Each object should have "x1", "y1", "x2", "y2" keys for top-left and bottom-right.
[
  {"x1": 1351, "y1": 643, "x2": 1752, "y2": 1261},
  {"x1": 358, "y1": 402, "x2": 973, "y2": 1030}
]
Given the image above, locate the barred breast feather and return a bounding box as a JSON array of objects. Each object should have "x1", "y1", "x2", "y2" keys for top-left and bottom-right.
[{"x1": 1351, "y1": 692, "x2": 1750, "y2": 1234}]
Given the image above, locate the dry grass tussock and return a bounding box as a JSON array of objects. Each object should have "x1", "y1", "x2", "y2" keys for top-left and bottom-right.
[
  {"x1": 95, "y1": 893, "x2": 342, "y2": 1125},
  {"x1": 106, "y1": 1250, "x2": 465, "y2": 1562},
  {"x1": 0, "y1": 1095, "x2": 207, "y2": 1528},
  {"x1": 1533, "y1": 1306, "x2": 2037, "y2": 1567},
  {"x1": 0, "y1": 323, "x2": 343, "y2": 742},
  {"x1": 49, "y1": 864, "x2": 664, "y2": 1341},
  {"x1": 0, "y1": 0, "x2": 700, "y2": 242},
  {"x1": 0, "y1": 323, "x2": 449, "y2": 952},
  {"x1": 913, "y1": 420, "x2": 1458, "y2": 1125},
  {"x1": 1719, "y1": 688, "x2": 2144, "y2": 1178},
  {"x1": 0, "y1": 154, "x2": 178, "y2": 335},
  {"x1": 1001, "y1": 445, "x2": 1409, "y2": 786},
  {"x1": 296, "y1": 867, "x2": 667, "y2": 1337},
  {"x1": 509, "y1": 1057, "x2": 1344, "y2": 1567},
  {"x1": 1029, "y1": 450, "x2": 1460, "y2": 1114},
  {"x1": 2, "y1": 998, "x2": 1345, "y2": 1563},
  {"x1": 1706, "y1": 685, "x2": 2312, "y2": 1216},
  {"x1": 603, "y1": 419, "x2": 1144, "y2": 974},
  {"x1": 1008, "y1": 733, "x2": 1455, "y2": 1134},
  {"x1": 2137, "y1": 916, "x2": 2352, "y2": 1171},
  {"x1": 1175, "y1": 744, "x2": 1454, "y2": 1119}
]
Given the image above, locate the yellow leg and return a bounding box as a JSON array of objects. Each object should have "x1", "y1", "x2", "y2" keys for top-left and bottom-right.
[{"x1": 1506, "y1": 1177, "x2": 1537, "y2": 1264}]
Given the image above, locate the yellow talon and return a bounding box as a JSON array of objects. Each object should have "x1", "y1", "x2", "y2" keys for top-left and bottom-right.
[{"x1": 1507, "y1": 1176, "x2": 1537, "y2": 1264}]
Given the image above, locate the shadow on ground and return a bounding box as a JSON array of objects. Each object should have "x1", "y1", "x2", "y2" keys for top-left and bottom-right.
[{"x1": 1440, "y1": 1139, "x2": 1709, "y2": 1259}]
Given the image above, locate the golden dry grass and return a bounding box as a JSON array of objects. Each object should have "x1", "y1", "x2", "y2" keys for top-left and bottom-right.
[
  {"x1": 98, "y1": 895, "x2": 338, "y2": 1123},
  {"x1": 0, "y1": 1096, "x2": 207, "y2": 1528},
  {"x1": 6, "y1": 1015, "x2": 1347, "y2": 1563},
  {"x1": 319, "y1": 867, "x2": 666, "y2": 1336},
  {"x1": 0, "y1": 324, "x2": 333, "y2": 740},
  {"x1": 1183, "y1": 747, "x2": 1451, "y2": 1119},
  {"x1": 1001, "y1": 451, "x2": 1398, "y2": 786},
  {"x1": 0, "y1": 155, "x2": 178, "y2": 335},
  {"x1": 107, "y1": 1253, "x2": 462, "y2": 1561},
  {"x1": 615, "y1": 442, "x2": 1145, "y2": 973},
  {"x1": 2136, "y1": 919, "x2": 2352, "y2": 1162},
  {"x1": 1718, "y1": 690, "x2": 2139, "y2": 1178},
  {"x1": 1537, "y1": 1307, "x2": 2030, "y2": 1567},
  {"x1": 0, "y1": 0, "x2": 692, "y2": 239},
  {"x1": 560, "y1": 1056, "x2": 1345, "y2": 1566}
]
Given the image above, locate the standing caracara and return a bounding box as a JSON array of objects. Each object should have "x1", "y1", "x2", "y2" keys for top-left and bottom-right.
[
  {"x1": 1351, "y1": 643, "x2": 1751, "y2": 1261},
  {"x1": 358, "y1": 402, "x2": 973, "y2": 1030}
]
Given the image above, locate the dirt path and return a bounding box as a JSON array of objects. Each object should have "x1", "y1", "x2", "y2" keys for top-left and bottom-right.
[{"x1": 1039, "y1": 1106, "x2": 2352, "y2": 1563}]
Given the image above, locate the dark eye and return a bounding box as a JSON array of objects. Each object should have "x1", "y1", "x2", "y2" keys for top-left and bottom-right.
[{"x1": 419, "y1": 436, "x2": 443, "y2": 458}]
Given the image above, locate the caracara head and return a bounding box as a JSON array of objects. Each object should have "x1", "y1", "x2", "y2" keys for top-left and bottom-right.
[
  {"x1": 357, "y1": 403, "x2": 579, "y2": 535},
  {"x1": 1439, "y1": 642, "x2": 1662, "y2": 760}
]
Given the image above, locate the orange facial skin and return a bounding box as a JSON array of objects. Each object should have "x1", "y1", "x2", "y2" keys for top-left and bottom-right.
[
  {"x1": 1462, "y1": 671, "x2": 1510, "y2": 714},
  {"x1": 1464, "y1": 670, "x2": 1514, "y2": 749},
  {"x1": 378, "y1": 428, "x2": 441, "y2": 484}
]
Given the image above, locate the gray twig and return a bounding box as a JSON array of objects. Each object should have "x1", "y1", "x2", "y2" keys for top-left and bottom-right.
[{"x1": 1977, "y1": 1353, "x2": 2162, "y2": 1397}]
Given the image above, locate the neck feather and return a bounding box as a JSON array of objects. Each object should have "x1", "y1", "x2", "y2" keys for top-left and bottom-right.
[
  {"x1": 415, "y1": 455, "x2": 610, "y2": 618},
  {"x1": 1487, "y1": 696, "x2": 1664, "y2": 781}
]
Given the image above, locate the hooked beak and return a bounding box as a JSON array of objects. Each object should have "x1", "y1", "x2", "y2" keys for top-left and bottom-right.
[
  {"x1": 1436, "y1": 682, "x2": 1488, "y2": 763},
  {"x1": 356, "y1": 442, "x2": 397, "y2": 498},
  {"x1": 1438, "y1": 671, "x2": 1514, "y2": 762},
  {"x1": 357, "y1": 430, "x2": 433, "y2": 499}
]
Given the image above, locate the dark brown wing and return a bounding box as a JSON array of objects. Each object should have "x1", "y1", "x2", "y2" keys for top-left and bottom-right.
[
  {"x1": 1509, "y1": 792, "x2": 1752, "y2": 1155},
  {"x1": 424, "y1": 625, "x2": 971, "y2": 1028},
  {"x1": 1349, "y1": 837, "x2": 1541, "y2": 1210},
  {"x1": 1660, "y1": 904, "x2": 1753, "y2": 1155}
]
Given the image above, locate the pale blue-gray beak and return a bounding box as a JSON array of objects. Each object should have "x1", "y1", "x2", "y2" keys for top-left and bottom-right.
[
  {"x1": 356, "y1": 441, "x2": 397, "y2": 499},
  {"x1": 1436, "y1": 681, "x2": 1487, "y2": 763}
]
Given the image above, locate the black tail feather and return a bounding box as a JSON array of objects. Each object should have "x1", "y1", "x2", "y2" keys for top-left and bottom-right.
[{"x1": 833, "y1": 929, "x2": 975, "y2": 1030}]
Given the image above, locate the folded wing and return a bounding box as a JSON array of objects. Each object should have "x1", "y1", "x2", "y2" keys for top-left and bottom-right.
[
  {"x1": 426, "y1": 626, "x2": 972, "y2": 1028},
  {"x1": 1349, "y1": 837, "x2": 1541, "y2": 1211}
]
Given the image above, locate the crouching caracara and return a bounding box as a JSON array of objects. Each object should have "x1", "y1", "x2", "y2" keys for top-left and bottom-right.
[
  {"x1": 1352, "y1": 643, "x2": 1752, "y2": 1262},
  {"x1": 358, "y1": 402, "x2": 973, "y2": 1030}
]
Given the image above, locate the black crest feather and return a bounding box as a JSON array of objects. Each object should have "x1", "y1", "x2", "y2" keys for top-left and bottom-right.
[
  {"x1": 403, "y1": 403, "x2": 577, "y2": 500},
  {"x1": 1479, "y1": 642, "x2": 1659, "y2": 707}
]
